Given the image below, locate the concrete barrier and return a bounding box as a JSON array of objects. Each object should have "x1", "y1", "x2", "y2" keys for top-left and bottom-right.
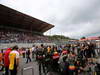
[{"x1": 0, "y1": 43, "x2": 55, "y2": 49}]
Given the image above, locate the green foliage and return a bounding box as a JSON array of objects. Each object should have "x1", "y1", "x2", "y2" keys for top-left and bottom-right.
[
  {"x1": 46, "y1": 35, "x2": 73, "y2": 41},
  {"x1": 81, "y1": 37, "x2": 86, "y2": 39}
]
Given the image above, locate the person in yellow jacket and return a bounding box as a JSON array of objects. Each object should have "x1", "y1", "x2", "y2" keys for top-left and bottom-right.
[
  {"x1": 9, "y1": 45, "x2": 19, "y2": 75},
  {"x1": 47, "y1": 46, "x2": 51, "y2": 53}
]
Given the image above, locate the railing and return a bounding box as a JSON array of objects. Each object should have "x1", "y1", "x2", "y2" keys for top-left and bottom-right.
[{"x1": 21, "y1": 67, "x2": 34, "y2": 75}]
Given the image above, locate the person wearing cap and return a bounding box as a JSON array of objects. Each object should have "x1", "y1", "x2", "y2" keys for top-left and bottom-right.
[
  {"x1": 9, "y1": 45, "x2": 19, "y2": 75},
  {"x1": 4, "y1": 48, "x2": 11, "y2": 75}
]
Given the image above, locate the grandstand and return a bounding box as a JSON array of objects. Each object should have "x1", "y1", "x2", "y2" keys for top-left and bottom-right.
[{"x1": 0, "y1": 4, "x2": 55, "y2": 48}]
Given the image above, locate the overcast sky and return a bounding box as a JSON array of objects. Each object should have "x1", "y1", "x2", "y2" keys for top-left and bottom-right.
[{"x1": 0, "y1": 0, "x2": 100, "y2": 38}]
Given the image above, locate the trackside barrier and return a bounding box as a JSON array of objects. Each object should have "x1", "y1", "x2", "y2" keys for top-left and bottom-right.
[{"x1": 21, "y1": 67, "x2": 34, "y2": 75}]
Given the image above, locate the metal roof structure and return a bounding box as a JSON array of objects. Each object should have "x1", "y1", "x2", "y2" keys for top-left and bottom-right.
[{"x1": 0, "y1": 4, "x2": 54, "y2": 33}]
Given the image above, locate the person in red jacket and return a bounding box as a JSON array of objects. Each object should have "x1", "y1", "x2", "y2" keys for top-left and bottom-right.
[{"x1": 4, "y1": 48, "x2": 11, "y2": 75}]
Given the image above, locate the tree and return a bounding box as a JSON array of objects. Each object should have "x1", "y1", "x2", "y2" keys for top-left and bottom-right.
[{"x1": 81, "y1": 37, "x2": 86, "y2": 39}]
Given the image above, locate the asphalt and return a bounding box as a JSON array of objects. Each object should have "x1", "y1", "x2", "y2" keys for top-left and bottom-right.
[
  {"x1": 18, "y1": 57, "x2": 60, "y2": 75},
  {"x1": 1, "y1": 56, "x2": 100, "y2": 75},
  {"x1": 0, "y1": 55, "x2": 60, "y2": 75},
  {"x1": 18, "y1": 57, "x2": 39, "y2": 75}
]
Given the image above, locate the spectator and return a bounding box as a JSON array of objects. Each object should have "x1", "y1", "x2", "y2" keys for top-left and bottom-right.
[
  {"x1": 9, "y1": 45, "x2": 20, "y2": 75},
  {"x1": 26, "y1": 48, "x2": 31, "y2": 63},
  {"x1": 4, "y1": 48, "x2": 11, "y2": 75}
]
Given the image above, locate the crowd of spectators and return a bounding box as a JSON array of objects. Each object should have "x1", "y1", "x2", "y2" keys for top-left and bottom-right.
[
  {"x1": 0, "y1": 31, "x2": 51, "y2": 43},
  {"x1": 0, "y1": 40, "x2": 100, "y2": 75}
]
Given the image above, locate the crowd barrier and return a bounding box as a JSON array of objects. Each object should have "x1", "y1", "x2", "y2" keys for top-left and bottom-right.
[{"x1": 21, "y1": 67, "x2": 34, "y2": 75}]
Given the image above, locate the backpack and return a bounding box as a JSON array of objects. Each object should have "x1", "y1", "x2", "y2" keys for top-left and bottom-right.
[
  {"x1": 68, "y1": 64, "x2": 76, "y2": 70},
  {"x1": 37, "y1": 50, "x2": 45, "y2": 60},
  {"x1": 52, "y1": 52, "x2": 59, "y2": 59}
]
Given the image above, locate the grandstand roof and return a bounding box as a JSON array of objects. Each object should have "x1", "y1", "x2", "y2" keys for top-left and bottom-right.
[{"x1": 0, "y1": 4, "x2": 54, "y2": 33}]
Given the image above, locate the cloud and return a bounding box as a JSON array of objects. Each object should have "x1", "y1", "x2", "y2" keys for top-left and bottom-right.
[{"x1": 1, "y1": 0, "x2": 100, "y2": 38}]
